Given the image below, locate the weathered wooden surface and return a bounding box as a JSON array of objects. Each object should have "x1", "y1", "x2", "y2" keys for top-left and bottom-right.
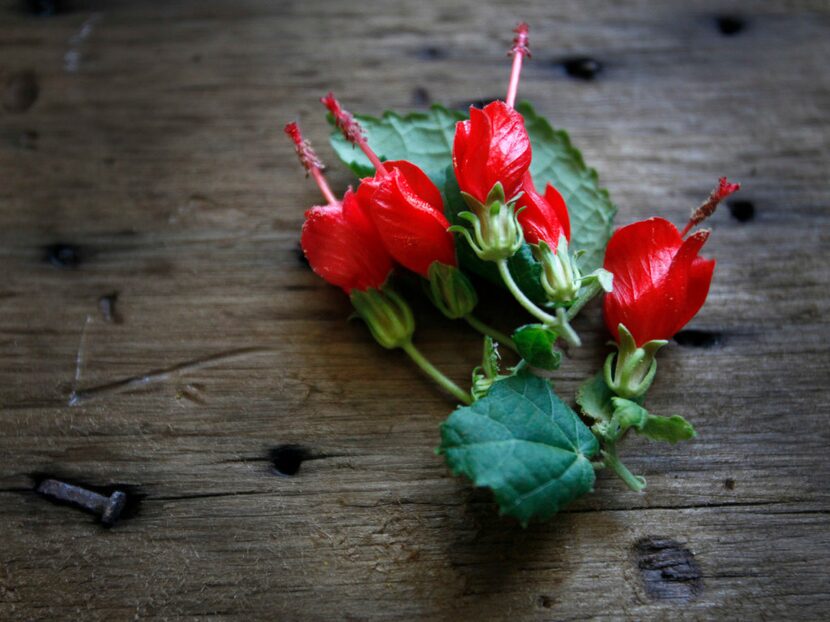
[{"x1": 1, "y1": 0, "x2": 829, "y2": 619}]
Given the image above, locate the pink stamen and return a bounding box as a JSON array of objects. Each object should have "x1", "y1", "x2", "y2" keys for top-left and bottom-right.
[
  {"x1": 681, "y1": 177, "x2": 741, "y2": 237},
  {"x1": 320, "y1": 92, "x2": 387, "y2": 175},
  {"x1": 284, "y1": 121, "x2": 338, "y2": 207},
  {"x1": 505, "y1": 23, "x2": 531, "y2": 109}
]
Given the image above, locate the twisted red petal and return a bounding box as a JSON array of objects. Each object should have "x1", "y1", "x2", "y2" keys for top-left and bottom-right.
[
  {"x1": 370, "y1": 161, "x2": 455, "y2": 277},
  {"x1": 603, "y1": 218, "x2": 715, "y2": 345},
  {"x1": 301, "y1": 188, "x2": 392, "y2": 293}
]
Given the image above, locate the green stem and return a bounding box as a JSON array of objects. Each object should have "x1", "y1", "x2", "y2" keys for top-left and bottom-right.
[
  {"x1": 496, "y1": 259, "x2": 557, "y2": 325},
  {"x1": 566, "y1": 279, "x2": 602, "y2": 321},
  {"x1": 464, "y1": 314, "x2": 517, "y2": 352},
  {"x1": 401, "y1": 341, "x2": 472, "y2": 405},
  {"x1": 602, "y1": 443, "x2": 646, "y2": 492},
  {"x1": 555, "y1": 307, "x2": 581, "y2": 347}
]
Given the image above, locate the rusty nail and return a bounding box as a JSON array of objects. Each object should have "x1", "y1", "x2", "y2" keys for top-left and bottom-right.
[{"x1": 36, "y1": 478, "x2": 127, "y2": 526}]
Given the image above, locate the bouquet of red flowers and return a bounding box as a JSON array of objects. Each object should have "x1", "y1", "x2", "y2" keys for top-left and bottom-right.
[{"x1": 285, "y1": 24, "x2": 739, "y2": 525}]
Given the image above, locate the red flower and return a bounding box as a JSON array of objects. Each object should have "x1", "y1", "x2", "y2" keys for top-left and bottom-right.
[
  {"x1": 603, "y1": 218, "x2": 715, "y2": 346},
  {"x1": 360, "y1": 160, "x2": 456, "y2": 277},
  {"x1": 301, "y1": 188, "x2": 393, "y2": 294},
  {"x1": 452, "y1": 101, "x2": 532, "y2": 203},
  {"x1": 515, "y1": 173, "x2": 571, "y2": 247}
]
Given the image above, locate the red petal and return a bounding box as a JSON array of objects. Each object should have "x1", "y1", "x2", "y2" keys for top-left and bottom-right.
[
  {"x1": 452, "y1": 102, "x2": 531, "y2": 203},
  {"x1": 515, "y1": 173, "x2": 565, "y2": 247},
  {"x1": 544, "y1": 183, "x2": 570, "y2": 242},
  {"x1": 482, "y1": 101, "x2": 532, "y2": 200},
  {"x1": 371, "y1": 166, "x2": 456, "y2": 277},
  {"x1": 301, "y1": 196, "x2": 392, "y2": 293}
]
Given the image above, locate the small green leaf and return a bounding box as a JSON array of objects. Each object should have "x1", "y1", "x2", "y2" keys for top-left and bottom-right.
[
  {"x1": 329, "y1": 105, "x2": 465, "y2": 189},
  {"x1": 610, "y1": 398, "x2": 697, "y2": 444},
  {"x1": 513, "y1": 324, "x2": 561, "y2": 370},
  {"x1": 576, "y1": 371, "x2": 617, "y2": 422},
  {"x1": 439, "y1": 371, "x2": 599, "y2": 526}
]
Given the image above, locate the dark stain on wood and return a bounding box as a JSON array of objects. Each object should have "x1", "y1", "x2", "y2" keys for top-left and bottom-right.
[
  {"x1": 414, "y1": 46, "x2": 447, "y2": 61},
  {"x1": 558, "y1": 56, "x2": 603, "y2": 81},
  {"x1": 673, "y1": 329, "x2": 722, "y2": 348},
  {"x1": 634, "y1": 536, "x2": 702, "y2": 601},
  {"x1": 19, "y1": 0, "x2": 68, "y2": 16},
  {"x1": 728, "y1": 199, "x2": 755, "y2": 222},
  {"x1": 716, "y1": 15, "x2": 746, "y2": 36},
  {"x1": 44, "y1": 243, "x2": 82, "y2": 269},
  {"x1": 411, "y1": 86, "x2": 432, "y2": 107},
  {"x1": 269, "y1": 445, "x2": 312, "y2": 476},
  {"x1": 3, "y1": 70, "x2": 39, "y2": 113},
  {"x1": 724, "y1": 478, "x2": 736, "y2": 490}
]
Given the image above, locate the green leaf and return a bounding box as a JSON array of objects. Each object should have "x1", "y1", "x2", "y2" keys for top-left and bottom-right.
[
  {"x1": 329, "y1": 105, "x2": 465, "y2": 189},
  {"x1": 439, "y1": 372, "x2": 599, "y2": 526},
  {"x1": 576, "y1": 371, "x2": 617, "y2": 423},
  {"x1": 513, "y1": 324, "x2": 561, "y2": 370},
  {"x1": 516, "y1": 102, "x2": 617, "y2": 272},
  {"x1": 610, "y1": 398, "x2": 697, "y2": 444}
]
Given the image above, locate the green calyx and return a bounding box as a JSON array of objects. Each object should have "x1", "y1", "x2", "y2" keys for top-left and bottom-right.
[
  {"x1": 448, "y1": 182, "x2": 524, "y2": 262},
  {"x1": 426, "y1": 261, "x2": 478, "y2": 320},
  {"x1": 603, "y1": 324, "x2": 667, "y2": 399},
  {"x1": 534, "y1": 236, "x2": 581, "y2": 305},
  {"x1": 350, "y1": 287, "x2": 415, "y2": 349},
  {"x1": 470, "y1": 336, "x2": 509, "y2": 400}
]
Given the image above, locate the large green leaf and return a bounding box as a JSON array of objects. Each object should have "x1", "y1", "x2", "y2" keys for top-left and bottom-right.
[
  {"x1": 328, "y1": 101, "x2": 616, "y2": 272},
  {"x1": 329, "y1": 105, "x2": 465, "y2": 190},
  {"x1": 439, "y1": 371, "x2": 599, "y2": 526}
]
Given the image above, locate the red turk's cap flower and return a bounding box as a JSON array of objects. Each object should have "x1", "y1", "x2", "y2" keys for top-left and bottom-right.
[
  {"x1": 603, "y1": 218, "x2": 715, "y2": 346},
  {"x1": 452, "y1": 101, "x2": 532, "y2": 204},
  {"x1": 515, "y1": 173, "x2": 571, "y2": 247},
  {"x1": 301, "y1": 188, "x2": 393, "y2": 294},
  {"x1": 367, "y1": 160, "x2": 456, "y2": 277}
]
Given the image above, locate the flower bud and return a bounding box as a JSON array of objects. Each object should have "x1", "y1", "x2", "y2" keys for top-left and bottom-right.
[
  {"x1": 350, "y1": 287, "x2": 415, "y2": 350},
  {"x1": 536, "y1": 236, "x2": 581, "y2": 305},
  {"x1": 450, "y1": 182, "x2": 524, "y2": 261},
  {"x1": 426, "y1": 261, "x2": 478, "y2": 319},
  {"x1": 603, "y1": 324, "x2": 667, "y2": 399}
]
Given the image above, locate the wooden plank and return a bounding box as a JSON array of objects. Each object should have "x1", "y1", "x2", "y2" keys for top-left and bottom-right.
[{"x1": 1, "y1": 0, "x2": 829, "y2": 618}]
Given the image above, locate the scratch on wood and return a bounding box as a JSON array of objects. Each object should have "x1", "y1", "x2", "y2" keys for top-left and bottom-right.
[{"x1": 68, "y1": 346, "x2": 274, "y2": 406}]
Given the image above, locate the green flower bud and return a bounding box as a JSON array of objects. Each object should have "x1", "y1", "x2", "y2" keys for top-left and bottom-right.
[
  {"x1": 603, "y1": 324, "x2": 667, "y2": 399},
  {"x1": 449, "y1": 182, "x2": 524, "y2": 262},
  {"x1": 426, "y1": 261, "x2": 478, "y2": 320},
  {"x1": 535, "y1": 236, "x2": 581, "y2": 305},
  {"x1": 350, "y1": 287, "x2": 415, "y2": 350}
]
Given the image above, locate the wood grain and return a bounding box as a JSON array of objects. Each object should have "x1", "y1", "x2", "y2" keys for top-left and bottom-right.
[{"x1": 1, "y1": 0, "x2": 829, "y2": 619}]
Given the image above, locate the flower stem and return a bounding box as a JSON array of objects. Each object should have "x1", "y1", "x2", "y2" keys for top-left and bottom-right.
[
  {"x1": 310, "y1": 167, "x2": 338, "y2": 207},
  {"x1": 401, "y1": 341, "x2": 472, "y2": 405},
  {"x1": 602, "y1": 443, "x2": 646, "y2": 492},
  {"x1": 464, "y1": 314, "x2": 517, "y2": 352},
  {"x1": 497, "y1": 259, "x2": 557, "y2": 325}
]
